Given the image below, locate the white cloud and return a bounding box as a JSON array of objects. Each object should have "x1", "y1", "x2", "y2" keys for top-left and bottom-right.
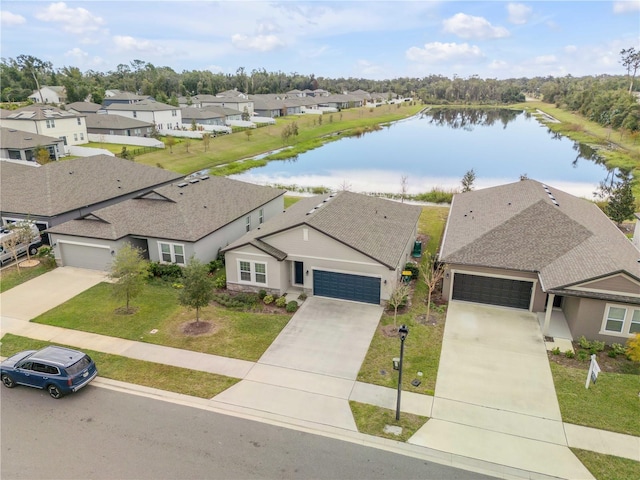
[
  {"x1": 256, "y1": 21, "x2": 281, "y2": 35},
  {"x1": 35, "y1": 2, "x2": 104, "y2": 34},
  {"x1": 532, "y1": 55, "x2": 557, "y2": 65},
  {"x1": 1, "y1": 11, "x2": 26, "y2": 26},
  {"x1": 442, "y1": 13, "x2": 509, "y2": 39},
  {"x1": 355, "y1": 60, "x2": 384, "y2": 77},
  {"x1": 564, "y1": 45, "x2": 578, "y2": 53},
  {"x1": 206, "y1": 65, "x2": 224, "y2": 74},
  {"x1": 613, "y1": 1, "x2": 640, "y2": 13},
  {"x1": 406, "y1": 42, "x2": 484, "y2": 63},
  {"x1": 231, "y1": 33, "x2": 285, "y2": 52},
  {"x1": 489, "y1": 60, "x2": 509, "y2": 70},
  {"x1": 113, "y1": 35, "x2": 173, "y2": 56},
  {"x1": 64, "y1": 47, "x2": 105, "y2": 67},
  {"x1": 65, "y1": 47, "x2": 89, "y2": 60},
  {"x1": 507, "y1": 3, "x2": 533, "y2": 25}
]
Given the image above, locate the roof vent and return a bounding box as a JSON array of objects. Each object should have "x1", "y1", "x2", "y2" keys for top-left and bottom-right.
[
  {"x1": 189, "y1": 178, "x2": 200, "y2": 184},
  {"x1": 200, "y1": 175, "x2": 210, "y2": 180},
  {"x1": 177, "y1": 182, "x2": 188, "y2": 188}
]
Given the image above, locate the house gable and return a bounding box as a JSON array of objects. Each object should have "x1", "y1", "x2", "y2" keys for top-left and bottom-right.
[{"x1": 564, "y1": 272, "x2": 640, "y2": 298}]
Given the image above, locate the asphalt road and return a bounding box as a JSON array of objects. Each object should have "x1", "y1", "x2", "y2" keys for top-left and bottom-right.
[{"x1": 1, "y1": 383, "x2": 496, "y2": 480}]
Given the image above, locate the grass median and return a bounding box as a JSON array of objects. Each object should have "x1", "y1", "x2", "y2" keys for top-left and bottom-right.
[
  {"x1": 0, "y1": 262, "x2": 56, "y2": 293},
  {"x1": 0, "y1": 333, "x2": 239, "y2": 398},
  {"x1": 572, "y1": 449, "x2": 640, "y2": 480}
]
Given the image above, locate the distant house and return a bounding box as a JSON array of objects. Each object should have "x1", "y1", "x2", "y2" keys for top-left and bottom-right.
[
  {"x1": 0, "y1": 155, "x2": 183, "y2": 243},
  {"x1": 210, "y1": 90, "x2": 254, "y2": 115},
  {"x1": 67, "y1": 101, "x2": 103, "y2": 115},
  {"x1": 251, "y1": 95, "x2": 286, "y2": 118},
  {"x1": 0, "y1": 105, "x2": 88, "y2": 149},
  {"x1": 28, "y1": 86, "x2": 67, "y2": 104},
  {"x1": 102, "y1": 92, "x2": 153, "y2": 106},
  {"x1": 85, "y1": 113, "x2": 153, "y2": 137},
  {"x1": 104, "y1": 100, "x2": 181, "y2": 130},
  {"x1": 0, "y1": 127, "x2": 64, "y2": 162},
  {"x1": 47, "y1": 175, "x2": 285, "y2": 271},
  {"x1": 181, "y1": 105, "x2": 242, "y2": 126}
]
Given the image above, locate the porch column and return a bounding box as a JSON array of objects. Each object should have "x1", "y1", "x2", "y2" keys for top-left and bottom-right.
[{"x1": 543, "y1": 293, "x2": 555, "y2": 336}]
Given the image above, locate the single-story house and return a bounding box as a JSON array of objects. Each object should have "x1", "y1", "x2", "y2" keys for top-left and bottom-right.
[
  {"x1": 0, "y1": 155, "x2": 183, "y2": 243},
  {"x1": 181, "y1": 106, "x2": 242, "y2": 127},
  {"x1": 0, "y1": 127, "x2": 65, "y2": 162},
  {"x1": 67, "y1": 101, "x2": 104, "y2": 115},
  {"x1": 223, "y1": 192, "x2": 422, "y2": 305},
  {"x1": 439, "y1": 179, "x2": 640, "y2": 344},
  {"x1": 28, "y1": 86, "x2": 67, "y2": 104},
  {"x1": 47, "y1": 176, "x2": 285, "y2": 271},
  {"x1": 85, "y1": 113, "x2": 153, "y2": 137}
]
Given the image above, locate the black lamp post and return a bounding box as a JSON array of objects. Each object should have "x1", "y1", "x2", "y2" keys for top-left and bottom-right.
[{"x1": 395, "y1": 324, "x2": 409, "y2": 421}]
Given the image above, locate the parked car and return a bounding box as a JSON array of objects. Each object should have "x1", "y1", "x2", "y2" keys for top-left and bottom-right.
[
  {"x1": 1, "y1": 346, "x2": 98, "y2": 399},
  {"x1": 0, "y1": 222, "x2": 42, "y2": 265}
]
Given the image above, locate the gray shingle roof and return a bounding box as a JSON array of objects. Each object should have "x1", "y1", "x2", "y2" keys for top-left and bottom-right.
[
  {"x1": 46, "y1": 176, "x2": 285, "y2": 242},
  {"x1": 1, "y1": 127, "x2": 62, "y2": 149},
  {"x1": 0, "y1": 155, "x2": 183, "y2": 217},
  {"x1": 1, "y1": 105, "x2": 81, "y2": 121},
  {"x1": 85, "y1": 113, "x2": 152, "y2": 129},
  {"x1": 440, "y1": 179, "x2": 640, "y2": 289},
  {"x1": 105, "y1": 100, "x2": 177, "y2": 112},
  {"x1": 225, "y1": 191, "x2": 422, "y2": 269},
  {"x1": 67, "y1": 102, "x2": 103, "y2": 113}
]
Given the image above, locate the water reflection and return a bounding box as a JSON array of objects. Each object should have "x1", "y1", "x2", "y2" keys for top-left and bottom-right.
[{"x1": 426, "y1": 108, "x2": 520, "y2": 130}]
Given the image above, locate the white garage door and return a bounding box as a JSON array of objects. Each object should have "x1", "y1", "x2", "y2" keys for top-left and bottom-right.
[{"x1": 60, "y1": 243, "x2": 112, "y2": 271}]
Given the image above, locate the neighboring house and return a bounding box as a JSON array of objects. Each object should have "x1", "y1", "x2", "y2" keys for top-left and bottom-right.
[
  {"x1": 0, "y1": 127, "x2": 64, "y2": 162},
  {"x1": 223, "y1": 192, "x2": 422, "y2": 305},
  {"x1": 105, "y1": 100, "x2": 181, "y2": 130},
  {"x1": 28, "y1": 86, "x2": 67, "y2": 104},
  {"x1": 318, "y1": 93, "x2": 364, "y2": 110},
  {"x1": 211, "y1": 91, "x2": 254, "y2": 115},
  {"x1": 634, "y1": 213, "x2": 640, "y2": 250},
  {"x1": 67, "y1": 101, "x2": 103, "y2": 115},
  {"x1": 251, "y1": 95, "x2": 285, "y2": 118},
  {"x1": 0, "y1": 105, "x2": 88, "y2": 148},
  {"x1": 181, "y1": 105, "x2": 242, "y2": 126},
  {"x1": 85, "y1": 113, "x2": 153, "y2": 137},
  {"x1": 0, "y1": 155, "x2": 182, "y2": 243},
  {"x1": 439, "y1": 179, "x2": 640, "y2": 344},
  {"x1": 47, "y1": 176, "x2": 285, "y2": 271},
  {"x1": 102, "y1": 92, "x2": 153, "y2": 106}
]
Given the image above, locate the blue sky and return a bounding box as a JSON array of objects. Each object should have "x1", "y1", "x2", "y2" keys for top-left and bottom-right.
[{"x1": 1, "y1": 1, "x2": 639, "y2": 79}]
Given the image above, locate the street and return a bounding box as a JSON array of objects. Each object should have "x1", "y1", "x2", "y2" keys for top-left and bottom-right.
[{"x1": 1, "y1": 383, "x2": 495, "y2": 480}]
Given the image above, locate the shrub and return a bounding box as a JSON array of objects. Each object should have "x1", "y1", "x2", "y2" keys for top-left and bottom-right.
[
  {"x1": 213, "y1": 273, "x2": 226, "y2": 289},
  {"x1": 211, "y1": 293, "x2": 244, "y2": 309},
  {"x1": 208, "y1": 259, "x2": 223, "y2": 273},
  {"x1": 258, "y1": 289, "x2": 267, "y2": 300},
  {"x1": 577, "y1": 350, "x2": 590, "y2": 361},
  {"x1": 610, "y1": 343, "x2": 626, "y2": 357},
  {"x1": 286, "y1": 301, "x2": 298, "y2": 312},
  {"x1": 403, "y1": 262, "x2": 420, "y2": 280},
  {"x1": 564, "y1": 350, "x2": 575, "y2": 359},
  {"x1": 298, "y1": 292, "x2": 307, "y2": 301},
  {"x1": 172, "y1": 283, "x2": 184, "y2": 289},
  {"x1": 275, "y1": 296, "x2": 287, "y2": 308},
  {"x1": 578, "y1": 336, "x2": 591, "y2": 350},
  {"x1": 590, "y1": 340, "x2": 605, "y2": 354},
  {"x1": 36, "y1": 246, "x2": 56, "y2": 267},
  {"x1": 149, "y1": 262, "x2": 184, "y2": 279},
  {"x1": 263, "y1": 295, "x2": 274, "y2": 305},
  {"x1": 626, "y1": 333, "x2": 640, "y2": 362},
  {"x1": 235, "y1": 292, "x2": 259, "y2": 306},
  {"x1": 551, "y1": 347, "x2": 561, "y2": 355}
]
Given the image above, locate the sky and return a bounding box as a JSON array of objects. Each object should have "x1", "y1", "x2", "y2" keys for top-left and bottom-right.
[{"x1": 1, "y1": 1, "x2": 639, "y2": 80}]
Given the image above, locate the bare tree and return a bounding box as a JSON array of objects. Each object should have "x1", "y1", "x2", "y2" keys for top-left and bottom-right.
[
  {"x1": 400, "y1": 175, "x2": 409, "y2": 203},
  {"x1": 202, "y1": 133, "x2": 210, "y2": 152},
  {"x1": 2, "y1": 229, "x2": 23, "y2": 272},
  {"x1": 620, "y1": 47, "x2": 640, "y2": 94},
  {"x1": 165, "y1": 135, "x2": 175, "y2": 153},
  {"x1": 421, "y1": 254, "x2": 445, "y2": 322},
  {"x1": 388, "y1": 283, "x2": 411, "y2": 327},
  {"x1": 339, "y1": 179, "x2": 352, "y2": 191}
]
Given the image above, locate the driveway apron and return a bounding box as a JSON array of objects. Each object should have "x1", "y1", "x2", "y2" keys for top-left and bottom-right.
[
  {"x1": 409, "y1": 302, "x2": 593, "y2": 479},
  {"x1": 212, "y1": 297, "x2": 383, "y2": 429}
]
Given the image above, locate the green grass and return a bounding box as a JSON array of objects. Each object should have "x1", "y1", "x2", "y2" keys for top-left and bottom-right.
[
  {"x1": 349, "y1": 401, "x2": 429, "y2": 442},
  {"x1": 32, "y1": 281, "x2": 291, "y2": 362},
  {"x1": 284, "y1": 196, "x2": 303, "y2": 208},
  {"x1": 550, "y1": 362, "x2": 640, "y2": 436},
  {"x1": 357, "y1": 206, "x2": 449, "y2": 396},
  {"x1": 572, "y1": 449, "x2": 640, "y2": 480},
  {"x1": 0, "y1": 262, "x2": 56, "y2": 293},
  {"x1": 0, "y1": 334, "x2": 238, "y2": 398}
]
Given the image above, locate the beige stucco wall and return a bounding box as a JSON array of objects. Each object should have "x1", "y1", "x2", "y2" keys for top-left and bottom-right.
[
  {"x1": 571, "y1": 274, "x2": 640, "y2": 297},
  {"x1": 563, "y1": 296, "x2": 639, "y2": 344}
]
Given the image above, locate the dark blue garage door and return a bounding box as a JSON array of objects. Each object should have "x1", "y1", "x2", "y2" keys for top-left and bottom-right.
[
  {"x1": 452, "y1": 273, "x2": 533, "y2": 310},
  {"x1": 313, "y1": 270, "x2": 381, "y2": 304}
]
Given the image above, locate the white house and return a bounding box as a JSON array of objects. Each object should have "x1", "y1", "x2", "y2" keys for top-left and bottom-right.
[
  {"x1": 0, "y1": 105, "x2": 88, "y2": 150},
  {"x1": 104, "y1": 100, "x2": 182, "y2": 130},
  {"x1": 28, "y1": 86, "x2": 67, "y2": 104}
]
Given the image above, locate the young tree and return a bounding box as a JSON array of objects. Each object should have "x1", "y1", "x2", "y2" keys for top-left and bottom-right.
[
  {"x1": 620, "y1": 47, "x2": 640, "y2": 94},
  {"x1": 16, "y1": 222, "x2": 38, "y2": 262},
  {"x1": 34, "y1": 146, "x2": 51, "y2": 165},
  {"x1": 388, "y1": 283, "x2": 410, "y2": 327},
  {"x1": 178, "y1": 257, "x2": 214, "y2": 324},
  {"x1": 202, "y1": 133, "x2": 211, "y2": 152},
  {"x1": 461, "y1": 169, "x2": 476, "y2": 192},
  {"x1": 190, "y1": 118, "x2": 197, "y2": 131},
  {"x1": 108, "y1": 244, "x2": 149, "y2": 314},
  {"x1": 241, "y1": 106, "x2": 250, "y2": 122},
  {"x1": 184, "y1": 136, "x2": 191, "y2": 153},
  {"x1": 400, "y1": 175, "x2": 409, "y2": 203},
  {"x1": 604, "y1": 169, "x2": 636, "y2": 225},
  {"x1": 245, "y1": 128, "x2": 253, "y2": 141},
  {"x1": 2, "y1": 228, "x2": 23, "y2": 272},
  {"x1": 165, "y1": 135, "x2": 175, "y2": 153},
  {"x1": 16, "y1": 55, "x2": 52, "y2": 103},
  {"x1": 421, "y1": 254, "x2": 445, "y2": 322}
]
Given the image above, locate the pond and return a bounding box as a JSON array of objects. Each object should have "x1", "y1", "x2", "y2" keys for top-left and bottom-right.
[{"x1": 231, "y1": 108, "x2": 610, "y2": 198}]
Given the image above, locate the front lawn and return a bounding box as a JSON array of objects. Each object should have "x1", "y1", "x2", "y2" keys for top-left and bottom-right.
[
  {"x1": 572, "y1": 449, "x2": 640, "y2": 480},
  {"x1": 0, "y1": 334, "x2": 238, "y2": 398},
  {"x1": 349, "y1": 401, "x2": 428, "y2": 442},
  {"x1": 0, "y1": 262, "x2": 56, "y2": 293},
  {"x1": 32, "y1": 281, "x2": 291, "y2": 362},
  {"x1": 550, "y1": 362, "x2": 640, "y2": 436}
]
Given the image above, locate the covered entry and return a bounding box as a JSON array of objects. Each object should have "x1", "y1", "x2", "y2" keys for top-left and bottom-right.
[
  {"x1": 313, "y1": 270, "x2": 381, "y2": 304},
  {"x1": 59, "y1": 242, "x2": 112, "y2": 271},
  {"x1": 452, "y1": 273, "x2": 532, "y2": 310}
]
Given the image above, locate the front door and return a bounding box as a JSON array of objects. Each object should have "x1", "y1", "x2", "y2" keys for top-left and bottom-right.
[{"x1": 294, "y1": 261, "x2": 304, "y2": 285}]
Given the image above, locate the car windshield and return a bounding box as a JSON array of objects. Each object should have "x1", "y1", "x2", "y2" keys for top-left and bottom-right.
[{"x1": 65, "y1": 356, "x2": 91, "y2": 376}]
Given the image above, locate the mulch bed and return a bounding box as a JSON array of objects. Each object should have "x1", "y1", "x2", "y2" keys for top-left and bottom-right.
[
  {"x1": 548, "y1": 345, "x2": 639, "y2": 374},
  {"x1": 180, "y1": 320, "x2": 217, "y2": 336},
  {"x1": 114, "y1": 306, "x2": 140, "y2": 315}
]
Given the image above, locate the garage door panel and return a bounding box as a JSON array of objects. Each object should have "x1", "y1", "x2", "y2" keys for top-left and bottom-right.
[
  {"x1": 60, "y1": 243, "x2": 112, "y2": 271},
  {"x1": 452, "y1": 273, "x2": 532, "y2": 310},
  {"x1": 313, "y1": 270, "x2": 380, "y2": 304}
]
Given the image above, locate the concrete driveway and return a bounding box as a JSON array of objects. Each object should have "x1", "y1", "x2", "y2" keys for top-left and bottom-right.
[{"x1": 1, "y1": 267, "x2": 107, "y2": 320}]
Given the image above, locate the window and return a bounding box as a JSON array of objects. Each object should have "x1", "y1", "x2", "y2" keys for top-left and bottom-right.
[
  {"x1": 46, "y1": 119, "x2": 55, "y2": 128},
  {"x1": 259, "y1": 208, "x2": 264, "y2": 224},
  {"x1": 240, "y1": 261, "x2": 251, "y2": 281},
  {"x1": 133, "y1": 111, "x2": 137, "y2": 118},
  {"x1": 238, "y1": 260, "x2": 267, "y2": 285},
  {"x1": 245, "y1": 215, "x2": 251, "y2": 232},
  {"x1": 159, "y1": 242, "x2": 185, "y2": 265},
  {"x1": 74, "y1": 133, "x2": 78, "y2": 141},
  {"x1": 77, "y1": 117, "x2": 82, "y2": 125},
  {"x1": 172, "y1": 110, "x2": 177, "y2": 117},
  {"x1": 80, "y1": 133, "x2": 84, "y2": 140},
  {"x1": 602, "y1": 304, "x2": 640, "y2": 336}
]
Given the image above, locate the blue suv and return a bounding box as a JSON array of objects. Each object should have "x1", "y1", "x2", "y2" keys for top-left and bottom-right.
[{"x1": 1, "y1": 346, "x2": 98, "y2": 399}]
